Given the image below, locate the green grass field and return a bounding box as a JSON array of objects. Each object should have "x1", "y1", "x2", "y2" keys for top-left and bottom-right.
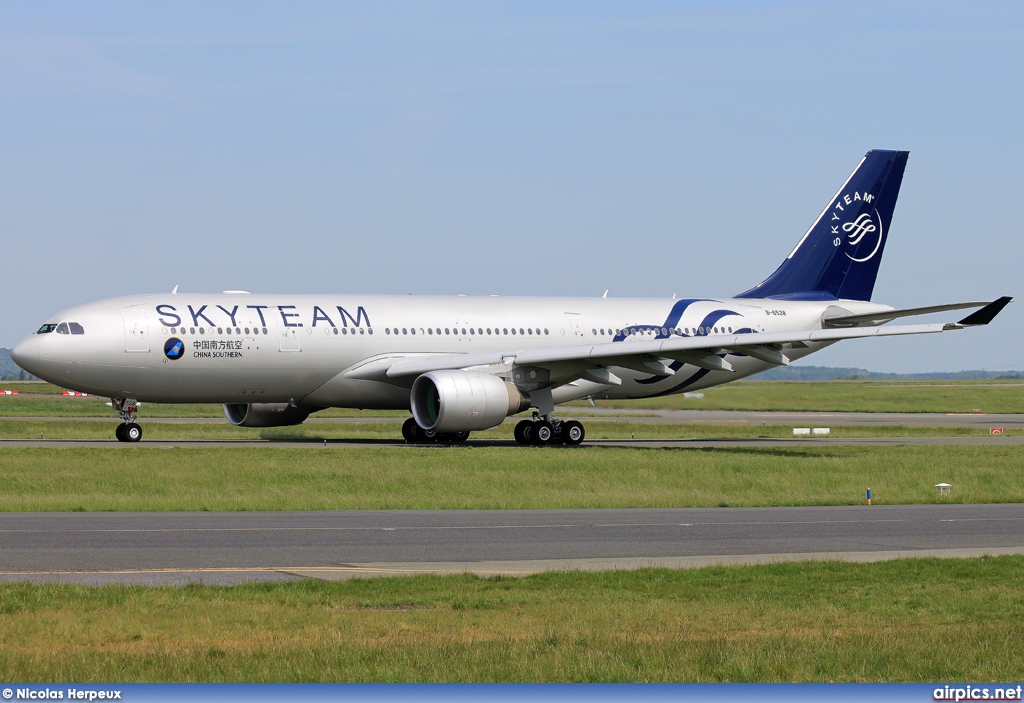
[
  {"x1": 0, "y1": 444, "x2": 1020, "y2": 511},
  {"x1": 3, "y1": 378, "x2": 1024, "y2": 415},
  {"x1": 0, "y1": 397, "x2": 408, "y2": 418},
  {"x1": 2, "y1": 557, "x2": 1022, "y2": 682},
  {"x1": 0, "y1": 382, "x2": 65, "y2": 394},
  {"x1": 0, "y1": 418, "x2": 1017, "y2": 442},
  {"x1": 2, "y1": 378, "x2": 1021, "y2": 683},
  {"x1": 596, "y1": 380, "x2": 1024, "y2": 414}
]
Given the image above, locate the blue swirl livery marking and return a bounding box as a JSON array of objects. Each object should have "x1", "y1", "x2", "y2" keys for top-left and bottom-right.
[
  {"x1": 635, "y1": 368, "x2": 712, "y2": 398},
  {"x1": 633, "y1": 308, "x2": 741, "y2": 385},
  {"x1": 612, "y1": 299, "x2": 711, "y2": 342}
]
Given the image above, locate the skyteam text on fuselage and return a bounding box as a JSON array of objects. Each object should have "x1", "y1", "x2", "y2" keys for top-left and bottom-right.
[{"x1": 12, "y1": 150, "x2": 1012, "y2": 444}]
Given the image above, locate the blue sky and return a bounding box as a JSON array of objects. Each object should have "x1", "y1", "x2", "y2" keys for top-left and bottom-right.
[{"x1": 1, "y1": 2, "x2": 1021, "y2": 372}]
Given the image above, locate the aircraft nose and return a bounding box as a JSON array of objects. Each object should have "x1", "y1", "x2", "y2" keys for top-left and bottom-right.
[{"x1": 10, "y1": 336, "x2": 40, "y2": 376}]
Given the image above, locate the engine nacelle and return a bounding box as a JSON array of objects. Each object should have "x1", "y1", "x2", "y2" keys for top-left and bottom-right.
[
  {"x1": 223, "y1": 403, "x2": 312, "y2": 428},
  {"x1": 411, "y1": 370, "x2": 528, "y2": 432}
]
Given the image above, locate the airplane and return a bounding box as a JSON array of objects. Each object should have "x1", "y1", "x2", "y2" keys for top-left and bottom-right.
[{"x1": 11, "y1": 149, "x2": 1011, "y2": 445}]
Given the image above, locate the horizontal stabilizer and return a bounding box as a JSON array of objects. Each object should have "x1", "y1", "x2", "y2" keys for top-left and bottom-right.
[{"x1": 957, "y1": 296, "x2": 1012, "y2": 326}]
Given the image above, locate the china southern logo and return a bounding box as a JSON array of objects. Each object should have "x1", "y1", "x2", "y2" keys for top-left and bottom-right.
[{"x1": 164, "y1": 337, "x2": 184, "y2": 360}]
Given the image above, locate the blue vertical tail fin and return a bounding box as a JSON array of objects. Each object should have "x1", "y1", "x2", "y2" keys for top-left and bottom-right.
[{"x1": 736, "y1": 149, "x2": 909, "y2": 302}]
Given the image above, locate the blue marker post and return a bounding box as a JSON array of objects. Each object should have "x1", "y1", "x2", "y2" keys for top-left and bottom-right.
[{"x1": 867, "y1": 488, "x2": 872, "y2": 505}]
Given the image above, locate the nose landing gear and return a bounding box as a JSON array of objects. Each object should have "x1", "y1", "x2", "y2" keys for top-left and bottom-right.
[
  {"x1": 514, "y1": 415, "x2": 585, "y2": 446},
  {"x1": 115, "y1": 422, "x2": 143, "y2": 442},
  {"x1": 113, "y1": 398, "x2": 143, "y2": 442}
]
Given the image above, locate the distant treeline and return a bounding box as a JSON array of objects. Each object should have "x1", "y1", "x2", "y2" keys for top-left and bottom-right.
[
  {"x1": 751, "y1": 365, "x2": 1024, "y2": 381},
  {"x1": 0, "y1": 347, "x2": 36, "y2": 380}
]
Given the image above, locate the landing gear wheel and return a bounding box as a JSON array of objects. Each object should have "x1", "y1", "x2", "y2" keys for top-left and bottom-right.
[
  {"x1": 423, "y1": 428, "x2": 439, "y2": 442},
  {"x1": 514, "y1": 420, "x2": 533, "y2": 445},
  {"x1": 563, "y1": 420, "x2": 585, "y2": 446},
  {"x1": 112, "y1": 397, "x2": 140, "y2": 443},
  {"x1": 451, "y1": 431, "x2": 470, "y2": 443},
  {"x1": 533, "y1": 421, "x2": 553, "y2": 445},
  {"x1": 124, "y1": 423, "x2": 142, "y2": 442},
  {"x1": 402, "y1": 418, "x2": 422, "y2": 443}
]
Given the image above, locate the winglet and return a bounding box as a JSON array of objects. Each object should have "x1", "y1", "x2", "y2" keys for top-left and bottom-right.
[{"x1": 957, "y1": 296, "x2": 1012, "y2": 326}]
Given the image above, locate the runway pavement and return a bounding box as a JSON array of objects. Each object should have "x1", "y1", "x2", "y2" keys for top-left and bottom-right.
[
  {"x1": 3, "y1": 409, "x2": 1023, "y2": 426},
  {"x1": 1, "y1": 504, "x2": 1022, "y2": 585},
  {"x1": 1, "y1": 436, "x2": 1022, "y2": 448},
  {"x1": 569, "y1": 408, "x2": 1024, "y2": 428}
]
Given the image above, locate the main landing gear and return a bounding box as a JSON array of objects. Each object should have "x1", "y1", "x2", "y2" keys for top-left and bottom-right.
[
  {"x1": 513, "y1": 415, "x2": 585, "y2": 446},
  {"x1": 112, "y1": 398, "x2": 143, "y2": 443},
  {"x1": 401, "y1": 418, "x2": 469, "y2": 444}
]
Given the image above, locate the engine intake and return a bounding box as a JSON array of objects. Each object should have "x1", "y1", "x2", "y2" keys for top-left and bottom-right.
[
  {"x1": 411, "y1": 370, "x2": 528, "y2": 432},
  {"x1": 223, "y1": 403, "x2": 312, "y2": 428}
]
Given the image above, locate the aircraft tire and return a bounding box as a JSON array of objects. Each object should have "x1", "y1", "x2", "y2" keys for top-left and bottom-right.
[
  {"x1": 115, "y1": 424, "x2": 127, "y2": 442},
  {"x1": 513, "y1": 420, "x2": 533, "y2": 445},
  {"x1": 125, "y1": 423, "x2": 143, "y2": 442},
  {"x1": 533, "y1": 421, "x2": 553, "y2": 445},
  {"x1": 451, "y1": 431, "x2": 470, "y2": 443},
  {"x1": 563, "y1": 420, "x2": 585, "y2": 446},
  {"x1": 401, "y1": 418, "x2": 420, "y2": 443}
]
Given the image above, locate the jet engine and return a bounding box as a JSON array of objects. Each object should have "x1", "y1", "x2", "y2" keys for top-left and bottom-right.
[
  {"x1": 410, "y1": 370, "x2": 529, "y2": 432},
  {"x1": 223, "y1": 403, "x2": 312, "y2": 427}
]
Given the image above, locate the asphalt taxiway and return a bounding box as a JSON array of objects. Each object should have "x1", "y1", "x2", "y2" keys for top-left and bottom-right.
[
  {"x1": 1, "y1": 504, "x2": 1021, "y2": 585},
  {"x1": 1, "y1": 436, "x2": 1021, "y2": 449},
  {"x1": 4, "y1": 409, "x2": 1023, "y2": 427}
]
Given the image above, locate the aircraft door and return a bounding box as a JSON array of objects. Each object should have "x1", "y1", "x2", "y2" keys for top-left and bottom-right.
[
  {"x1": 564, "y1": 313, "x2": 587, "y2": 345},
  {"x1": 121, "y1": 309, "x2": 150, "y2": 353},
  {"x1": 279, "y1": 326, "x2": 301, "y2": 352}
]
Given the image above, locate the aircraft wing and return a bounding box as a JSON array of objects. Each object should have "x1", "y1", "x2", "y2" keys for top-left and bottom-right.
[
  {"x1": 368, "y1": 297, "x2": 1010, "y2": 383},
  {"x1": 822, "y1": 296, "x2": 1012, "y2": 328}
]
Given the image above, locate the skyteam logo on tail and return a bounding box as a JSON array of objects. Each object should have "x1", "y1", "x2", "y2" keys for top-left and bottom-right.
[
  {"x1": 843, "y1": 213, "x2": 875, "y2": 244},
  {"x1": 736, "y1": 149, "x2": 908, "y2": 302},
  {"x1": 830, "y1": 191, "x2": 883, "y2": 262},
  {"x1": 842, "y1": 210, "x2": 883, "y2": 262}
]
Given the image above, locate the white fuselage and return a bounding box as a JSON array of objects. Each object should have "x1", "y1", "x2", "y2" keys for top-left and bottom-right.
[{"x1": 13, "y1": 293, "x2": 891, "y2": 408}]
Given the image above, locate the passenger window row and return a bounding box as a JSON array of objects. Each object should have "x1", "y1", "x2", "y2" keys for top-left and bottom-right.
[
  {"x1": 329, "y1": 327, "x2": 372, "y2": 335},
  {"x1": 168, "y1": 326, "x2": 269, "y2": 336},
  {"x1": 384, "y1": 327, "x2": 549, "y2": 337}
]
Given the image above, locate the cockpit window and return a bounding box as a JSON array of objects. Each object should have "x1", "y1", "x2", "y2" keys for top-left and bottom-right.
[
  {"x1": 37, "y1": 324, "x2": 58, "y2": 334},
  {"x1": 56, "y1": 323, "x2": 70, "y2": 334},
  {"x1": 69, "y1": 322, "x2": 85, "y2": 335}
]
